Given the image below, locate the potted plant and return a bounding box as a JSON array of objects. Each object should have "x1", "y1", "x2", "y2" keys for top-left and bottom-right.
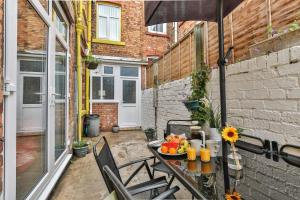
[
  {"x1": 144, "y1": 128, "x2": 156, "y2": 141},
  {"x1": 73, "y1": 140, "x2": 88, "y2": 158},
  {"x1": 207, "y1": 103, "x2": 221, "y2": 141},
  {"x1": 184, "y1": 65, "x2": 211, "y2": 126},
  {"x1": 84, "y1": 54, "x2": 100, "y2": 70},
  {"x1": 112, "y1": 124, "x2": 120, "y2": 133}
]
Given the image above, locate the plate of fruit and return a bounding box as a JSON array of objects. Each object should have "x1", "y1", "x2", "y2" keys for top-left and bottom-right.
[{"x1": 158, "y1": 134, "x2": 189, "y2": 156}]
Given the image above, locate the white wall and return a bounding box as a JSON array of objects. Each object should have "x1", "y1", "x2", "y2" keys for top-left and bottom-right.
[{"x1": 142, "y1": 46, "x2": 300, "y2": 145}]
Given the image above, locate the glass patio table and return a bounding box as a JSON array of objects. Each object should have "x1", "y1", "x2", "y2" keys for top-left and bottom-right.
[{"x1": 148, "y1": 144, "x2": 300, "y2": 200}]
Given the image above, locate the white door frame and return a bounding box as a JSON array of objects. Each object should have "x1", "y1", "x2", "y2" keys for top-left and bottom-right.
[{"x1": 118, "y1": 65, "x2": 141, "y2": 128}]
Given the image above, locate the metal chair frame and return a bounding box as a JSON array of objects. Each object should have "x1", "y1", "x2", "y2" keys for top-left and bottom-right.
[
  {"x1": 93, "y1": 136, "x2": 176, "y2": 198},
  {"x1": 103, "y1": 165, "x2": 180, "y2": 200}
]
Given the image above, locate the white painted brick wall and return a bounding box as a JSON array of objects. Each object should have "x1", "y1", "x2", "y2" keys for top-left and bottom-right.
[{"x1": 142, "y1": 46, "x2": 300, "y2": 146}]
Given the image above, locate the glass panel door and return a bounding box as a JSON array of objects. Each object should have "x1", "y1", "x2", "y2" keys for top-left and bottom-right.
[
  {"x1": 16, "y1": 0, "x2": 48, "y2": 199},
  {"x1": 55, "y1": 40, "x2": 67, "y2": 160},
  {"x1": 122, "y1": 80, "x2": 136, "y2": 104}
]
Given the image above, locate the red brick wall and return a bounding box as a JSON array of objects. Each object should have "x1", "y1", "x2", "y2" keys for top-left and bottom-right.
[
  {"x1": 91, "y1": 1, "x2": 170, "y2": 59},
  {"x1": 92, "y1": 103, "x2": 118, "y2": 131}
]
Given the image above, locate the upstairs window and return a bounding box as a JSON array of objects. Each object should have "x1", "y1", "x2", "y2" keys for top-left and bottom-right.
[
  {"x1": 148, "y1": 23, "x2": 167, "y2": 34},
  {"x1": 97, "y1": 3, "x2": 121, "y2": 41}
]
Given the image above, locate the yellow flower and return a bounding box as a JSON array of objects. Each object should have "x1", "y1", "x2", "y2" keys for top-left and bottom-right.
[
  {"x1": 225, "y1": 192, "x2": 241, "y2": 200},
  {"x1": 222, "y1": 126, "x2": 239, "y2": 143}
]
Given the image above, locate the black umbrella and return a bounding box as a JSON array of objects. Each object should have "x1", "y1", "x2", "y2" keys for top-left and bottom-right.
[{"x1": 144, "y1": 0, "x2": 243, "y2": 193}]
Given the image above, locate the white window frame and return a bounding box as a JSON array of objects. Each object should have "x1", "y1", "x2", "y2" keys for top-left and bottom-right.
[
  {"x1": 91, "y1": 66, "x2": 116, "y2": 102},
  {"x1": 97, "y1": 3, "x2": 121, "y2": 41},
  {"x1": 148, "y1": 23, "x2": 167, "y2": 34}
]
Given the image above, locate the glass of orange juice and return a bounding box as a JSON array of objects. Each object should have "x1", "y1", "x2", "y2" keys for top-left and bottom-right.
[
  {"x1": 200, "y1": 148, "x2": 210, "y2": 162},
  {"x1": 187, "y1": 147, "x2": 197, "y2": 161}
]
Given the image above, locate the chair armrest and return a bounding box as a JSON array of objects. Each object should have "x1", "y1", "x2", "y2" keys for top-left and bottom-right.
[
  {"x1": 117, "y1": 156, "x2": 155, "y2": 169},
  {"x1": 152, "y1": 186, "x2": 180, "y2": 200}
]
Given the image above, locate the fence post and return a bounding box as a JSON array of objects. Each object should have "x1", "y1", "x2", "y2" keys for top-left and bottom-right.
[{"x1": 194, "y1": 24, "x2": 205, "y2": 70}]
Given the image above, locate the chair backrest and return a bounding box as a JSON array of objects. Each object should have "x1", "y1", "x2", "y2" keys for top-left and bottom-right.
[
  {"x1": 93, "y1": 136, "x2": 122, "y2": 193},
  {"x1": 103, "y1": 165, "x2": 134, "y2": 200},
  {"x1": 165, "y1": 120, "x2": 197, "y2": 139}
]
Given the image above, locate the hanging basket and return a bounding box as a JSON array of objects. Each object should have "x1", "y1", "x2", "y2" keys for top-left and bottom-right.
[
  {"x1": 183, "y1": 100, "x2": 200, "y2": 111},
  {"x1": 87, "y1": 61, "x2": 99, "y2": 70}
]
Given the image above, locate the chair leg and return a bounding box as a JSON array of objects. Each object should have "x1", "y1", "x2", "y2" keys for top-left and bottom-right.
[
  {"x1": 166, "y1": 175, "x2": 175, "y2": 190},
  {"x1": 152, "y1": 158, "x2": 156, "y2": 177}
]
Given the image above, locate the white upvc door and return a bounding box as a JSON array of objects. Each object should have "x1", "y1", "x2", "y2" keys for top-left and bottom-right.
[
  {"x1": 119, "y1": 66, "x2": 141, "y2": 128},
  {"x1": 4, "y1": 0, "x2": 70, "y2": 199}
]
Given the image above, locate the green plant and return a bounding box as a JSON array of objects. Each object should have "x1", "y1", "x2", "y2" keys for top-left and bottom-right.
[
  {"x1": 288, "y1": 20, "x2": 300, "y2": 32},
  {"x1": 188, "y1": 65, "x2": 211, "y2": 126},
  {"x1": 207, "y1": 103, "x2": 221, "y2": 129},
  {"x1": 84, "y1": 54, "x2": 100, "y2": 63},
  {"x1": 73, "y1": 140, "x2": 88, "y2": 148}
]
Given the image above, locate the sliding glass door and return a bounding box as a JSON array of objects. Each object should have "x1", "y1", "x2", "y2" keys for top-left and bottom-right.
[
  {"x1": 16, "y1": 1, "x2": 48, "y2": 199},
  {"x1": 5, "y1": 0, "x2": 70, "y2": 199}
]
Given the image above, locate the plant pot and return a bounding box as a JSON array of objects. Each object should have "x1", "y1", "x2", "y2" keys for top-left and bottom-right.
[
  {"x1": 87, "y1": 61, "x2": 99, "y2": 70},
  {"x1": 144, "y1": 128, "x2": 156, "y2": 141},
  {"x1": 209, "y1": 128, "x2": 221, "y2": 140},
  {"x1": 73, "y1": 145, "x2": 88, "y2": 158},
  {"x1": 112, "y1": 126, "x2": 120, "y2": 133},
  {"x1": 183, "y1": 100, "x2": 200, "y2": 111}
]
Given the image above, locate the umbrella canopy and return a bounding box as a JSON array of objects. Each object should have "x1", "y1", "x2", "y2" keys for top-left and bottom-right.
[{"x1": 145, "y1": 0, "x2": 243, "y2": 26}]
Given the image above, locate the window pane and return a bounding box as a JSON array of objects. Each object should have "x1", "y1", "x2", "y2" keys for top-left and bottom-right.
[
  {"x1": 55, "y1": 39, "x2": 67, "y2": 160},
  {"x1": 109, "y1": 6, "x2": 120, "y2": 18},
  {"x1": 110, "y1": 17, "x2": 120, "y2": 41},
  {"x1": 92, "y1": 77, "x2": 101, "y2": 99},
  {"x1": 54, "y1": 9, "x2": 67, "y2": 40},
  {"x1": 148, "y1": 23, "x2": 165, "y2": 33},
  {"x1": 99, "y1": 4, "x2": 110, "y2": 16},
  {"x1": 23, "y1": 77, "x2": 42, "y2": 104},
  {"x1": 123, "y1": 80, "x2": 136, "y2": 103},
  {"x1": 20, "y1": 60, "x2": 44, "y2": 72},
  {"x1": 17, "y1": 0, "x2": 48, "y2": 198},
  {"x1": 99, "y1": 16, "x2": 107, "y2": 38},
  {"x1": 103, "y1": 77, "x2": 114, "y2": 99},
  {"x1": 120, "y1": 67, "x2": 138, "y2": 77},
  {"x1": 104, "y1": 66, "x2": 113, "y2": 74}
]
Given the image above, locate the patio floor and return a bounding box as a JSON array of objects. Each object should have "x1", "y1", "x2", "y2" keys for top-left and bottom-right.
[{"x1": 49, "y1": 130, "x2": 192, "y2": 200}]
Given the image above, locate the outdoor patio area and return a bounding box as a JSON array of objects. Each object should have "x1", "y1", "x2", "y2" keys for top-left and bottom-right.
[{"x1": 49, "y1": 131, "x2": 192, "y2": 200}]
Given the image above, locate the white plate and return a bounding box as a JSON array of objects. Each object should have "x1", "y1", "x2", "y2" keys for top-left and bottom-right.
[
  {"x1": 148, "y1": 139, "x2": 164, "y2": 148},
  {"x1": 157, "y1": 148, "x2": 187, "y2": 156}
]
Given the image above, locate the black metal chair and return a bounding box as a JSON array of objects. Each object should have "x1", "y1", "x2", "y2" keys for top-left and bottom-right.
[
  {"x1": 152, "y1": 120, "x2": 198, "y2": 183},
  {"x1": 103, "y1": 165, "x2": 180, "y2": 200},
  {"x1": 93, "y1": 136, "x2": 178, "y2": 199}
]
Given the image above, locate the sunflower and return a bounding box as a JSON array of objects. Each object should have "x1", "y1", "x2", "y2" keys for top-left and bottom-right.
[
  {"x1": 225, "y1": 192, "x2": 241, "y2": 200},
  {"x1": 222, "y1": 126, "x2": 239, "y2": 143}
]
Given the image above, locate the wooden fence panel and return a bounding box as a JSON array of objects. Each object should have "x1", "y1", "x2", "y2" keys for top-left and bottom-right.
[
  {"x1": 163, "y1": 52, "x2": 172, "y2": 82},
  {"x1": 232, "y1": 0, "x2": 268, "y2": 61},
  {"x1": 271, "y1": 0, "x2": 300, "y2": 32},
  {"x1": 157, "y1": 59, "x2": 164, "y2": 84},
  {"x1": 180, "y1": 36, "x2": 192, "y2": 78},
  {"x1": 171, "y1": 45, "x2": 180, "y2": 80}
]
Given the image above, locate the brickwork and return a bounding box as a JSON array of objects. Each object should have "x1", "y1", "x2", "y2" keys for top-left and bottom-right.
[
  {"x1": 142, "y1": 46, "x2": 300, "y2": 199},
  {"x1": 92, "y1": 103, "x2": 118, "y2": 131},
  {"x1": 91, "y1": 1, "x2": 170, "y2": 59}
]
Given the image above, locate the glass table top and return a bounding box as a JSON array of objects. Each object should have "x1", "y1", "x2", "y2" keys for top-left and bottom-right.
[{"x1": 149, "y1": 146, "x2": 300, "y2": 200}]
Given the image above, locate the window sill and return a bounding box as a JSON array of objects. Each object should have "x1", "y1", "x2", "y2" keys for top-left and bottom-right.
[
  {"x1": 146, "y1": 32, "x2": 169, "y2": 38},
  {"x1": 92, "y1": 39, "x2": 125, "y2": 46}
]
